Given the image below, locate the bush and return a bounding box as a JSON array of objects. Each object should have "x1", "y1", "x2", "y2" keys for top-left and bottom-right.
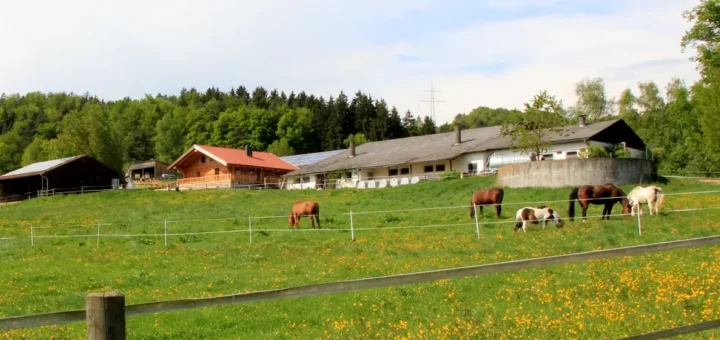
[
  {"x1": 441, "y1": 170, "x2": 461, "y2": 181},
  {"x1": 582, "y1": 145, "x2": 610, "y2": 158},
  {"x1": 613, "y1": 145, "x2": 631, "y2": 158}
]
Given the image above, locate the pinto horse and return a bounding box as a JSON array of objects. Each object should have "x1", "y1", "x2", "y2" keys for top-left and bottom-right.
[
  {"x1": 514, "y1": 206, "x2": 563, "y2": 232},
  {"x1": 627, "y1": 185, "x2": 665, "y2": 216},
  {"x1": 568, "y1": 183, "x2": 631, "y2": 222},
  {"x1": 288, "y1": 201, "x2": 321, "y2": 229},
  {"x1": 469, "y1": 188, "x2": 504, "y2": 218}
]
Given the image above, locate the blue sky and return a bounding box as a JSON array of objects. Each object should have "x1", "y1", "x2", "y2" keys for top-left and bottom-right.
[{"x1": 0, "y1": 0, "x2": 700, "y2": 124}]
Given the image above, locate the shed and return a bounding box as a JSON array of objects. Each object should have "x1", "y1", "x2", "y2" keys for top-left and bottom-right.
[
  {"x1": 127, "y1": 160, "x2": 171, "y2": 182},
  {"x1": 0, "y1": 155, "x2": 118, "y2": 199}
]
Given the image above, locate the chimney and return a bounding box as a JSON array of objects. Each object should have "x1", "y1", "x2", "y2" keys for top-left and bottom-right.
[
  {"x1": 454, "y1": 123, "x2": 462, "y2": 145},
  {"x1": 245, "y1": 144, "x2": 253, "y2": 157},
  {"x1": 349, "y1": 139, "x2": 356, "y2": 157},
  {"x1": 578, "y1": 115, "x2": 587, "y2": 127}
]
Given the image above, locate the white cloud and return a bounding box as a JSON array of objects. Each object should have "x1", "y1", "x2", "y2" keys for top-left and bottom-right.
[{"x1": 0, "y1": 0, "x2": 700, "y2": 124}]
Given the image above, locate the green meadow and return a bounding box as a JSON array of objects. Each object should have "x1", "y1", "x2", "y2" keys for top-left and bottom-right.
[{"x1": 1, "y1": 176, "x2": 719, "y2": 339}]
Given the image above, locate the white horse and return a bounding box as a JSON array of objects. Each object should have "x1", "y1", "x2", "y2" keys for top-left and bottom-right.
[
  {"x1": 514, "y1": 206, "x2": 563, "y2": 232},
  {"x1": 627, "y1": 186, "x2": 664, "y2": 216}
]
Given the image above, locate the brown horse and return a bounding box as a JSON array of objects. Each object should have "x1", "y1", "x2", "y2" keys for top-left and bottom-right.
[
  {"x1": 568, "y1": 184, "x2": 631, "y2": 222},
  {"x1": 470, "y1": 188, "x2": 504, "y2": 218},
  {"x1": 288, "y1": 201, "x2": 321, "y2": 229}
]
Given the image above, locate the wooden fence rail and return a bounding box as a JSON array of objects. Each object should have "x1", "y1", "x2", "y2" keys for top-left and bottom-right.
[{"x1": 1, "y1": 235, "x2": 720, "y2": 339}]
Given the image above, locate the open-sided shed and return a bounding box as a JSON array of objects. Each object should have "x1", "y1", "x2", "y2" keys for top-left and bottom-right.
[
  {"x1": 127, "y1": 160, "x2": 171, "y2": 182},
  {"x1": 0, "y1": 155, "x2": 118, "y2": 199}
]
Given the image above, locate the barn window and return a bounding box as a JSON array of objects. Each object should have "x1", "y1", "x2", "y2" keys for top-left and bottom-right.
[
  {"x1": 389, "y1": 169, "x2": 398, "y2": 176},
  {"x1": 435, "y1": 164, "x2": 446, "y2": 172},
  {"x1": 424, "y1": 165, "x2": 434, "y2": 173},
  {"x1": 367, "y1": 172, "x2": 374, "y2": 180},
  {"x1": 400, "y1": 168, "x2": 410, "y2": 175},
  {"x1": 214, "y1": 168, "x2": 220, "y2": 175},
  {"x1": 468, "y1": 163, "x2": 474, "y2": 172},
  {"x1": 201, "y1": 156, "x2": 206, "y2": 163}
]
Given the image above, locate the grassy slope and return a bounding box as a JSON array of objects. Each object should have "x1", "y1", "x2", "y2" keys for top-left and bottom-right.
[{"x1": 0, "y1": 177, "x2": 719, "y2": 339}]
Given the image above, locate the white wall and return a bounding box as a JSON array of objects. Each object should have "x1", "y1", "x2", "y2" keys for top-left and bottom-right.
[
  {"x1": 629, "y1": 147, "x2": 646, "y2": 159},
  {"x1": 286, "y1": 174, "x2": 317, "y2": 190},
  {"x1": 452, "y1": 152, "x2": 489, "y2": 173}
]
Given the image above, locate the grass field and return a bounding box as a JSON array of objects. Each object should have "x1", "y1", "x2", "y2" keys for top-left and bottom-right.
[{"x1": 1, "y1": 176, "x2": 719, "y2": 339}]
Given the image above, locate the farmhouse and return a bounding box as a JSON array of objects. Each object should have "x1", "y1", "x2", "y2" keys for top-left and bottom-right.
[
  {"x1": 0, "y1": 155, "x2": 118, "y2": 199},
  {"x1": 169, "y1": 144, "x2": 298, "y2": 190},
  {"x1": 284, "y1": 118, "x2": 648, "y2": 190}
]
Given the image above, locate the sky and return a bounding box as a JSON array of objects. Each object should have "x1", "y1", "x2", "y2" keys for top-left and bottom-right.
[{"x1": 0, "y1": 0, "x2": 700, "y2": 124}]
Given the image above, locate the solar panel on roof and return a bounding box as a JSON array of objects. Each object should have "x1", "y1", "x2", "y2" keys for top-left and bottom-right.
[
  {"x1": 0, "y1": 156, "x2": 79, "y2": 178},
  {"x1": 281, "y1": 150, "x2": 345, "y2": 167}
]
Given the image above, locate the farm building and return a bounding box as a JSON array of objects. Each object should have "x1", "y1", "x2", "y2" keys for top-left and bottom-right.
[
  {"x1": 281, "y1": 150, "x2": 345, "y2": 168},
  {"x1": 127, "y1": 160, "x2": 171, "y2": 182},
  {"x1": 284, "y1": 118, "x2": 648, "y2": 190},
  {"x1": 169, "y1": 144, "x2": 298, "y2": 190},
  {"x1": 0, "y1": 155, "x2": 119, "y2": 199}
]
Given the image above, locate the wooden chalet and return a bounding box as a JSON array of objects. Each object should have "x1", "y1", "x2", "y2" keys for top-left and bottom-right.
[{"x1": 169, "y1": 144, "x2": 298, "y2": 190}]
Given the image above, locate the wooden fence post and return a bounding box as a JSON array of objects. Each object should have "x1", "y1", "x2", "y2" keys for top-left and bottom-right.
[{"x1": 86, "y1": 291, "x2": 126, "y2": 340}]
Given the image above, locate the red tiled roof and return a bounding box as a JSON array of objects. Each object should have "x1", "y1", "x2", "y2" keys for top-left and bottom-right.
[{"x1": 195, "y1": 145, "x2": 298, "y2": 171}]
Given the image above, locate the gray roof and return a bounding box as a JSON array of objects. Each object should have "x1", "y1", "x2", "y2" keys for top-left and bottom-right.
[
  {"x1": 0, "y1": 156, "x2": 82, "y2": 179},
  {"x1": 129, "y1": 160, "x2": 169, "y2": 171},
  {"x1": 281, "y1": 150, "x2": 346, "y2": 167},
  {"x1": 472, "y1": 119, "x2": 618, "y2": 152},
  {"x1": 286, "y1": 119, "x2": 629, "y2": 176}
]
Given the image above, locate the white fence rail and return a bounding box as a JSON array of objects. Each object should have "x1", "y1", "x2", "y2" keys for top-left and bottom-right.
[{"x1": 1, "y1": 189, "x2": 719, "y2": 247}]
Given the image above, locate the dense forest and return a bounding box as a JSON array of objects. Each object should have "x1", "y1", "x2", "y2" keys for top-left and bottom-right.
[
  {"x1": 2, "y1": 0, "x2": 719, "y2": 177},
  {"x1": 0, "y1": 88, "x2": 437, "y2": 174}
]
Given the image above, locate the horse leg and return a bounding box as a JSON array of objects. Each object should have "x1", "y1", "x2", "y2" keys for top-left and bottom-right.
[
  {"x1": 495, "y1": 204, "x2": 501, "y2": 218},
  {"x1": 648, "y1": 200, "x2": 654, "y2": 216},
  {"x1": 542, "y1": 220, "x2": 547, "y2": 230},
  {"x1": 522, "y1": 221, "x2": 528, "y2": 233},
  {"x1": 604, "y1": 203, "x2": 612, "y2": 220},
  {"x1": 479, "y1": 205, "x2": 484, "y2": 218},
  {"x1": 581, "y1": 202, "x2": 588, "y2": 223}
]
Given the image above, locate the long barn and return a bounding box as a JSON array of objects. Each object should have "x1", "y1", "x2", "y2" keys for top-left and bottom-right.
[{"x1": 0, "y1": 155, "x2": 118, "y2": 200}]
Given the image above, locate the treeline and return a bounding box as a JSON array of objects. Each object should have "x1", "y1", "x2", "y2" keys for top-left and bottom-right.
[{"x1": 0, "y1": 88, "x2": 438, "y2": 173}]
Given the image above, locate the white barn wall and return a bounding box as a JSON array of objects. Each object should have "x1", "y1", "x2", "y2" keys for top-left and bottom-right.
[
  {"x1": 286, "y1": 174, "x2": 317, "y2": 190},
  {"x1": 452, "y1": 152, "x2": 489, "y2": 173}
]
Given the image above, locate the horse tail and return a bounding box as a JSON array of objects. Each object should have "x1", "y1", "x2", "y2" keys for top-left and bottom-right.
[
  {"x1": 568, "y1": 187, "x2": 579, "y2": 221},
  {"x1": 496, "y1": 189, "x2": 504, "y2": 217},
  {"x1": 655, "y1": 187, "x2": 665, "y2": 212}
]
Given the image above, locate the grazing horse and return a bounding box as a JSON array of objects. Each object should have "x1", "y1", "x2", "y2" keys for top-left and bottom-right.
[
  {"x1": 627, "y1": 186, "x2": 665, "y2": 216},
  {"x1": 469, "y1": 188, "x2": 504, "y2": 218},
  {"x1": 288, "y1": 201, "x2": 321, "y2": 229},
  {"x1": 514, "y1": 206, "x2": 563, "y2": 232},
  {"x1": 568, "y1": 183, "x2": 631, "y2": 222}
]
